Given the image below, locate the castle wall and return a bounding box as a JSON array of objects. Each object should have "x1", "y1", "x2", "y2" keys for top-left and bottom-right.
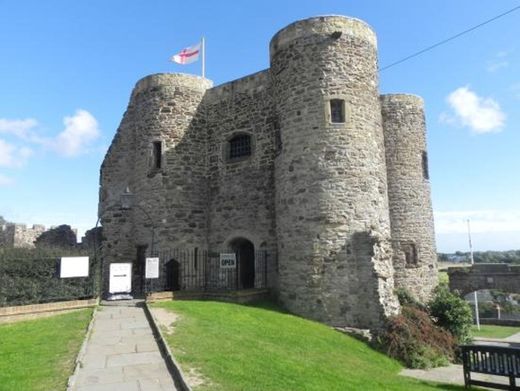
[
  {"x1": 381, "y1": 94, "x2": 438, "y2": 301},
  {"x1": 203, "y1": 70, "x2": 278, "y2": 288},
  {"x1": 0, "y1": 224, "x2": 46, "y2": 248},
  {"x1": 270, "y1": 16, "x2": 398, "y2": 328},
  {"x1": 99, "y1": 82, "x2": 139, "y2": 293},
  {"x1": 99, "y1": 14, "x2": 438, "y2": 327},
  {"x1": 204, "y1": 71, "x2": 277, "y2": 253},
  {"x1": 100, "y1": 74, "x2": 212, "y2": 294},
  {"x1": 126, "y1": 74, "x2": 212, "y2": 252}
]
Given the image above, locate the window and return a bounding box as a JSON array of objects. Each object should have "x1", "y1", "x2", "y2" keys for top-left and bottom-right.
[
  {"x1": 228, "y1": 134, "x2": 251, "y2": 160},
  {"x1": 152, "y1": 141, "x2": 162, "y2": 169},
  {"x1": 422, "y1": 151, "x2": 429, "y2": 180},
  {"x1": 402, "y1": 243, "x2": 418, "y2": 267},
  {"x1": 330, "y1": 99, "x2": 345, "y2": 123}
]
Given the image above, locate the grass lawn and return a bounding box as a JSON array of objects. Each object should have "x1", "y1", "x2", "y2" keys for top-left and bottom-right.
[
  {"x1": 153, "y1": 300, "x2": 464, "y2": 391},
  {"x1": 471, "y1": 324, "x2": 520, "y2": 339},
  {"x1": 0, "y1": 308, "x2": 93, "y2": 391}
]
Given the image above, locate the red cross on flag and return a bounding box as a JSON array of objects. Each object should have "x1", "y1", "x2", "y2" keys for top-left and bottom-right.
[{"x1": 170, "y1": 42, "x2": 201, "y2": 64}]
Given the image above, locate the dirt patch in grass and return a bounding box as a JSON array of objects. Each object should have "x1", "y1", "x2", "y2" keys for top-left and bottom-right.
[{"x1": 151, "y1": 306, "x2": 179, "y2": 334}]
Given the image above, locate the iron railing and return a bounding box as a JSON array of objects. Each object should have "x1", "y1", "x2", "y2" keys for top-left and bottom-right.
[{"x1": 144, "y1": 248, "x2": 272, "y2": 293}]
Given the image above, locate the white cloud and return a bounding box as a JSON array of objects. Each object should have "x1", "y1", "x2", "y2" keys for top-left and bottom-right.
[
  {"x1": 0, "y1": 118, "x2": 39, "y2": 140},
  {"x1": 0, "y1": 139, "x2": 33, "y2": 168},
  {"x1": 434, "y1": 210, "x2": 520, "y2": 235},
  {"x1": 51, "y1": 110, "x2": 100, "y2": 157},
  {"x1": 487, "y1": 50, "x2": 512, "y2": 73},
  {"x1": 444, "y1": 86, "x2": 505, "y2": 133},
  {"x1": 0, "y1": 173, "x2": 14, "y2": 186}
]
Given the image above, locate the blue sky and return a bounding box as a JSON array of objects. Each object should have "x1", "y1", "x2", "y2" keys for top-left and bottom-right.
[{"x1": 0, "y1": 0, "x2": 519, "y2": 252}]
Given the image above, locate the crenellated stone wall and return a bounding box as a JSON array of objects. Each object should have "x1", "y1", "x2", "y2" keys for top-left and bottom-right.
[
  {"x1": 99, "y1": 15, "x2": 437, "y2": 329},
  {"x1": 1, "y1": 224, "x2": 46, "y2": 248}
]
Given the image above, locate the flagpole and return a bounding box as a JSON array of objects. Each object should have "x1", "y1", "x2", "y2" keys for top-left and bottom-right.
[
  {"x1": 201, "y1": 36, "x2": 205, "y2": 78},
  {"x1": 467, "y1": 219, "x2": 480, "y2": 331}
]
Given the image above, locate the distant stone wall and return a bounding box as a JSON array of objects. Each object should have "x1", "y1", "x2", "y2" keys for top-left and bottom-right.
[
  {"x1": 449, "y1": 264, "x2": 520, "y2": 296},
  {"x1": 0, "y1": 223, "x2": 46, "y2": 248}
]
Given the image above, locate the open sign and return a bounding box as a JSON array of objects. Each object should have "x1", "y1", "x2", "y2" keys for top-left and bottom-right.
[{"x1": 220, "y1": 253, "x2": 237, "y2": 269}]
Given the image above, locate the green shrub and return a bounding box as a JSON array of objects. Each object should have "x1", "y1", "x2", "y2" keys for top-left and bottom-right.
[
  {"x1": 376, "y1": 305, "x2": 456, "y2": 369},
  {"x1": 429, "y1": 284, "x2": 473, "y2": 343},
  {"x1": 0, "y1": 247, "x2": 99, "y2": 306},
  {"x1": 395, "y1": 287, "x2": 425, "y2": 309}
]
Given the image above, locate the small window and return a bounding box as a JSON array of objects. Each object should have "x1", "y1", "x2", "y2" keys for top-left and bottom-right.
[
  {"x1": 152, "y1": 141, "x2": 162, "y2": 169},
  {"x1": 330, "y1": 99, "x2": 345, "y2": 123},
  {"x1": 403, "y1": 243, "x2": 418, "y2": 267},
  {"x1": 229, "y1": 134, "x2": 251, "y2": 160},
  {"x1": 422, "y1": 151, "x2": 429, "y2": 180}
]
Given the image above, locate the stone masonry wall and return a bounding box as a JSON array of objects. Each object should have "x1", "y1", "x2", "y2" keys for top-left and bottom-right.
[
  {"x1": 100, "y1": 74, "x2": 212, "y2": 294},
  {"x1": 204, "y1": 71, "x2": 277, "y2": 252},
  {"x1": 0, "y1": 224, "x2": 46, "y2": 248},
  {"x1": 381, "y1": 94, "x2": 438, "y2": 302},
  {"x1": 270, "y1": 16, "x2": 399, "y2": 329},
  {"x1": 99, "y1": 77, "x2": 140, "y2": 294},
  {"x1": 203, "y1": 70, "x2": 278, "y2": 289},
  {"x1": 100, "y1": 14, "x2": 438, "y2": 327},
  {"x1": 125, "y1": 74, "x2": 212, "y2": 253}
]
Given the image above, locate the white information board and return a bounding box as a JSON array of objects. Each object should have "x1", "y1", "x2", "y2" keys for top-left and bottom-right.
[
  {"x1": 145, "y1": 257, "x2": 160, "y2": 279},
  {"x1": 220, "y1": 253, "x2": 237, "y2": 269},
  {"x1": 109, "y1": 263, "x2": 132, "y2": 293},
  {"x1": 60, "y1": 256, "x2": 89, "y2": 278}
]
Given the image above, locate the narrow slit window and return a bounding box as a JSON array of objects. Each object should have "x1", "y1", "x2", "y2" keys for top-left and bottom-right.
[
  {"x1": 229, "y1": 134, "x2": 251, "y2": 160},
  {"x1": 152, "y1": 141, "x2": 162, "y2": 169},
  {"x1": 422, "y1": 151, "x2": 429, "y2": 180},
  {"x1": 403, "y1": 243, "x2": 418, "y2": 267},
  {"x1": 330, "y1": 99, "x2": 345, "y2": 123}
]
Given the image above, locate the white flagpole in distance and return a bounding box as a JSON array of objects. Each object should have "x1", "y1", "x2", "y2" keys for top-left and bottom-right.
[
  {"x1": 467, "y1": 219, "x2": 480, "y2": 331},
  {"x1": 201, "y1": 36, "x2": 205, "y2": 78}
]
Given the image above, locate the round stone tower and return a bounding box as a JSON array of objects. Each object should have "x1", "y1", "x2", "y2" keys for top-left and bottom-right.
[
  {"x1": 127, "y1": 73, "x2": 212, "y2": 251},
  {"x1": 381, "y1": 94, "x2": 438, "y2": 301},
  {"x1": 270, "y1": 16, "x2": 399, "y2": 328},
  {"x1": 100, "y1": 73, "x2": 213, "y2": 295}
]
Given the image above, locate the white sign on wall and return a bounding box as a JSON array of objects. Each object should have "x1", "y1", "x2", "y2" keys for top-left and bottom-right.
[
  {"x1": 145, "y1": 257, "x2": 160, "y2": 279},
  {"x1": 220, "y1": 253, "x2": 237, "y2": 269},
  {"x1": 60, "y1": 256, "x2": 89, "y2": 278},
  {"x1": 109, "y1": 263, "x2": 132, "y2": 294}
]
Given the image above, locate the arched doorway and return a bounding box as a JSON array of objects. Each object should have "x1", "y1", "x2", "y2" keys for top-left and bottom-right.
[{"x1": 230, "y1": 238, "x2": 255, "y2": 289}]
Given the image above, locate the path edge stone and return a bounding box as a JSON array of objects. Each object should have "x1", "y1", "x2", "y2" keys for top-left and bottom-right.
[
  {"x1": 66, "y1": 303, "x2": 99, "y2": 390},
  {"x1": 144, "y1": 302, "x2": 192, "y2": 391}
]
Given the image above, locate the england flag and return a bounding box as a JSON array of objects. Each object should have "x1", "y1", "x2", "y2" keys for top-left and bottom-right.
[{"x1": 170, "y1": 42, "x2": 201, "y2": 64}]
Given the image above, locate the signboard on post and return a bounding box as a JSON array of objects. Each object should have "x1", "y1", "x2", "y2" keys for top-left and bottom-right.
[
  {"x1": 60, "y1": 256, "x2": 89, "y2": 278},
  {"x1": 145, "y1": 257, "x2": 160, "y2": 279},
  {"x1": 109, "y1": 263, "x2": 132, "y2": 293},
  {"x1": 220, "y1": 253, "x2": 237, "y2": 269}
]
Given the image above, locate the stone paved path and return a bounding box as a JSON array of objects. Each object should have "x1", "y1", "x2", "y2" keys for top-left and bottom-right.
[{"x1": 69, "y1": 301, "x2": 177, "y2": 391}]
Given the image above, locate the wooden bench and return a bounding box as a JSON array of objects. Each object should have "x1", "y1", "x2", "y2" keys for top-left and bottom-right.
[{"x1": 461, "y1": 344, "x2": 520, "y2": 390}]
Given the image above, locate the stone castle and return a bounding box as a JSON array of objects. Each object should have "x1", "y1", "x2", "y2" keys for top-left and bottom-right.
[{"x1": 100, "y1": 15, "x2": 437, "y2": 329}]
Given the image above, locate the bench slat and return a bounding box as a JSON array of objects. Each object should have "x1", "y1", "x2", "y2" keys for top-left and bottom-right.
[{"x1": 461, "y1": 344, "x2": 520, "y2": 390}]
